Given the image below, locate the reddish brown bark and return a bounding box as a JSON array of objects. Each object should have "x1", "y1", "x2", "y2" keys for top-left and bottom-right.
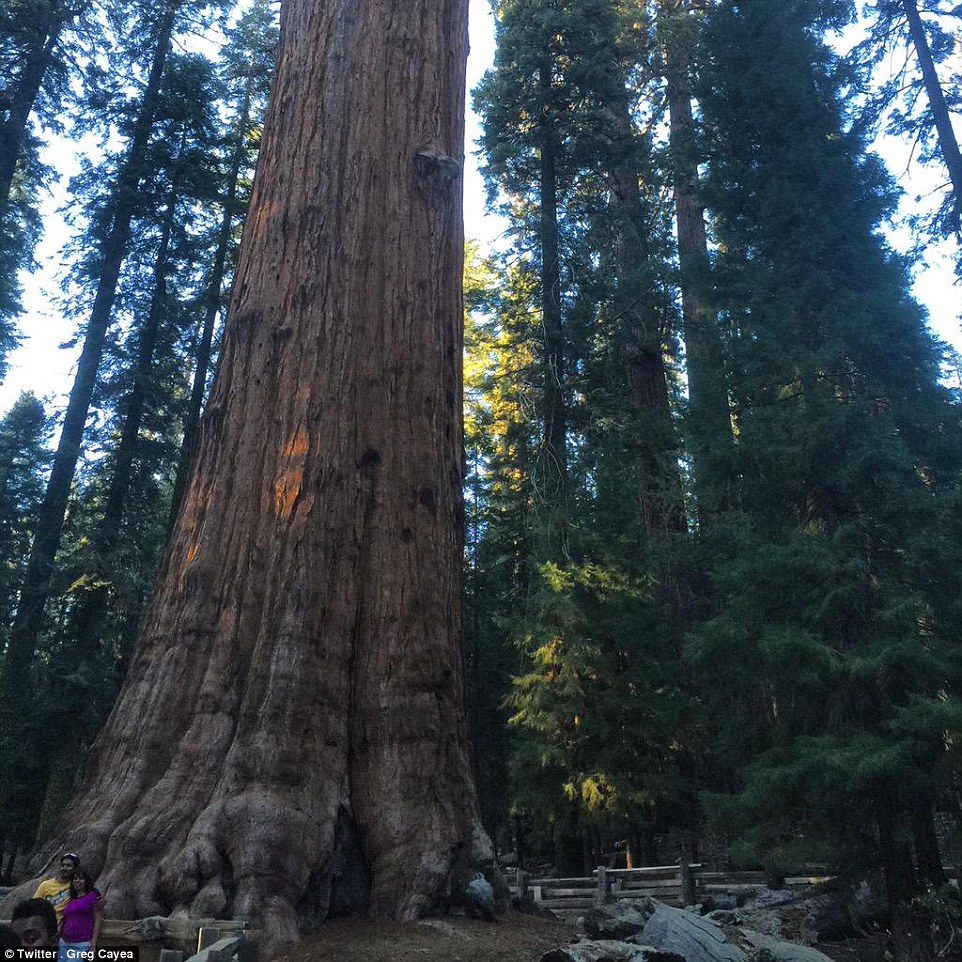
[{"x1": 18, "y1": 0, "x2": 485, "y2": 949}]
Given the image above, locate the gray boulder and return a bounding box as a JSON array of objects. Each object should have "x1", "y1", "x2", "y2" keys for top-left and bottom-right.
[
  {"x1": 739, "y1": 929, "x2": 834, "y2": 962},
  {"x1": 706, "y1": 910, "x2": 738, "y2": 926},
  {"x1": 637, "y1": 901, "x2": 750, "y2": 962},
  {"x1": 563, "y1": 896, "x2": 857, "y2": 962},
  {"x1": 464, "y1": 873, "x2": 496, "y2": 921},
  {"x1": 701, "y1": 896, "x2": 740, "y2": 913},
  {"x1": 736, "y1": 882, "x2": 886, "y2": 941},
  {"x1": 580, "y1": 902, "x2": 654, "y2": 940}
]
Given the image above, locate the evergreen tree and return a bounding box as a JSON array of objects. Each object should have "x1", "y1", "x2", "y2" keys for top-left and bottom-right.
[
  {"x1": 0, "y1": 151, "x2": 41, "y2": 375},
  {"x1": 689, "y1": 0, "x2": 962, "y2": 902},
  {"x1": 0, "y1": 392, "x2": 50, "y2": 648},
  {"x1": 169, "y1": 0, "x2": 277, "y2": 527},
  {"x1": 0, "y1": 0, "x2": 206, "y2": 757},
  {"x1": 0, "y1": 0, "x2": 89, "y2": 213},
  {"x1": 21, "y1": 53, "x2": 228, "y2": 839},
  {"x1": 656, "y1": 0, "x2": 735, "y2": 521},
  {"x1": 0, "y1": 0, "x2": 227, "y2": 842},
  {"x1": 30, "y1": 0, "x2": 485, "y2": 941},
  {"x1": 0, "y1": 0, "x2": 106, "y2": 374},
  {"x1": 859, "y1": 0, "x2": 962, "y2": 247},
  {"x1": 463, "y1": 242, "x2": 528, "y2": 853},
  {"x1": 475, "y1": 0, "x2": 695, "y2": 868}
]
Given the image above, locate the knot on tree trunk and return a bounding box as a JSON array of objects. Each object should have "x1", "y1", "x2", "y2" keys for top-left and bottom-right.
[{"x1": 414, "y1": 148, "x2": 460, "y2": 201}]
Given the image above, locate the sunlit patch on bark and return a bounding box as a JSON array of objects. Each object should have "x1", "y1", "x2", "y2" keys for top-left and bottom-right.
[
  {"x1": 274, "y1": 467, "x2": 304, "y2": 517},
  {"x1": 273, "y1": 428, "x2": 309, "y2": 516}
]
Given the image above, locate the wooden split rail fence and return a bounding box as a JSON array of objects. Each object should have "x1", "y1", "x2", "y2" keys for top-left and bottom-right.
[
  {"x1": 509, "y1": 864, "x2": 833, "y2": 914},
  {"x1": 100, "y1": 918, "x2": 256, "y2": 962},
  {"x1": 3, "y1": 866, "x2": 832, "y2": 953}
]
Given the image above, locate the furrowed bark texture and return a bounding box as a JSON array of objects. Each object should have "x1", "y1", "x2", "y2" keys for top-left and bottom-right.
[{"x1": 34, "y1": 0, "x2": 481, "y2": 948}]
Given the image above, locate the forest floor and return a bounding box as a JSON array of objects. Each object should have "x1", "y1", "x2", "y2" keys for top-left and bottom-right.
[
  {"x1": 817, "y1": 937, "x2": 892, "y2": 962},
  {"x1": 280, "y1": 910, "x2": 572, "y2": 962},
  {"x1": 278, "y1": 911, "x2": 892, "y2": 962}
]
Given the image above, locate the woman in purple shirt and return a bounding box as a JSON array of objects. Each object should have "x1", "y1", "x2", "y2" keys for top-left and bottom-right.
[{"x1": 58, "y1": 868, "x2": 103, "y2": 962}]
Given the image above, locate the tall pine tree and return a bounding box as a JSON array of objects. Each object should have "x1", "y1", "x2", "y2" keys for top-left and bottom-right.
[{"x1": 689, "y1": 0, "x2": 962, "y2": 902}]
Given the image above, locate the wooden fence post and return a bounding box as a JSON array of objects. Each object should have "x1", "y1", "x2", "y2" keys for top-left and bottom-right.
[
  {"x1": 196, "y1": 927, "x2": 219, "y2": 953},
  {"x1": 516, "y1": 867, "x2": 528, "y2": 901},
  {"x1": 680, "y1": 860, "x2": 695, "y2": 906},
  {"x1": 595, "y1": 865, "x2": 610, "y2": 907}
]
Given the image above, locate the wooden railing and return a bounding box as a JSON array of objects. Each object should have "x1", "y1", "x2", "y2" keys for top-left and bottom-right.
[{"x1": 509, "y1": 863, "x2": 833, "y2": 913}]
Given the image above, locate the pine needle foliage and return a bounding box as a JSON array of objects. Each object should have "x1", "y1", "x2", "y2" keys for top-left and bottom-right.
[{"x1": 689, "y1": 0, "x2": 962, "y2": 896}]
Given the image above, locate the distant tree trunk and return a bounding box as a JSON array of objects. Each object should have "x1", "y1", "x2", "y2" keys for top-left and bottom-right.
[
  {"x1": 68, "y1": 190, "x2": 177, "y2": 661},
  {"x1": 27, "y1": 194, "x2": 178, "y2": 839},
  {"x1": 553, "y1": 811, "x2": 583, "y2": 877},
  {"x1": 901, "y1": 0, "x2": 962, "y2": 233},
  {"x1": 876, "y1": 791, "x2": 919, "y2": 906},
  {"x1": 169, "y1": 78, "x2": 256, "y2": 532},
  {"x1": 537, "y1": 58, "x2": 569, "y2": 559},
  {"x1": 26, "y1": 0, "x2": 484, "y2": 949},
  {"x1": 0, "y1": 0, "x2": 76, "y2": 214},
  {"x1": 663, "y1": 2, "x2": 735, "y2": 519},
  {"x1": 909, "y1": 793, "x2": 945, "y2": 889},
  {"x1": 0, "y1": 0, "x2": 178, "y2": 743},
  {"x1": 605, "y1": 90, "x2": 686, "y2": 534}
]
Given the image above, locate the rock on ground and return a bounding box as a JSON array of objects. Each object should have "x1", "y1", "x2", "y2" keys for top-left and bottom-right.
[
  {"x1": 579, "y1": 903, "x2": 654, "y2": 940},
  {"x1": 639, "y1": 901, "x2": 750, "y2": 962},
  {"x1": 570, "y1": 898, "x2": 840, "y2": 962},
  {"x1": 739, "y1": 928, "x2": 834, "y2": 962},
  {"x1": 734, "y1": 884, "x2": 887, "y2": 942}
]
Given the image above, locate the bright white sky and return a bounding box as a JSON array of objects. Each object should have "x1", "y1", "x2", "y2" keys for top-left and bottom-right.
[{"x1": 0, "y1": 1, "x2": 959, "y2": 420}]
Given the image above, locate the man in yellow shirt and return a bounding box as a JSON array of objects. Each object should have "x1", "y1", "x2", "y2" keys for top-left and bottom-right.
[{"x1": 33, "y1": 852, "x2": 79, "y2": 922}]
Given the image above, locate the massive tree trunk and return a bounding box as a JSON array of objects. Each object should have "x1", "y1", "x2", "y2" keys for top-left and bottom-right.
[{"x1": 26, "y1": 0, "x2": 483, "y2": 949}]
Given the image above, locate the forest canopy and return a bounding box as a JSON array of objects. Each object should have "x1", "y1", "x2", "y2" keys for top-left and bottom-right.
[{"x1": 0, "y1": 0, "x2": 960, "y2": 935}]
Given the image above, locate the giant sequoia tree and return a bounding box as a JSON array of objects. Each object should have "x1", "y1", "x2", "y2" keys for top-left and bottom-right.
[{"x1": 19, "y1": 0, "x2": 486, "y2": 947}]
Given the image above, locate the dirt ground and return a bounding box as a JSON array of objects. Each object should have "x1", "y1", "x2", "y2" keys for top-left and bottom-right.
[
  {"x1": 817, "y1": 937, "x2": 895, "y2": 962},
  {"x1": 277, "y1": 911, "x2": 574, "y2": 962},
  {"x1": 275, "y1": 911, "x2": 896, "y2": 962}
]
